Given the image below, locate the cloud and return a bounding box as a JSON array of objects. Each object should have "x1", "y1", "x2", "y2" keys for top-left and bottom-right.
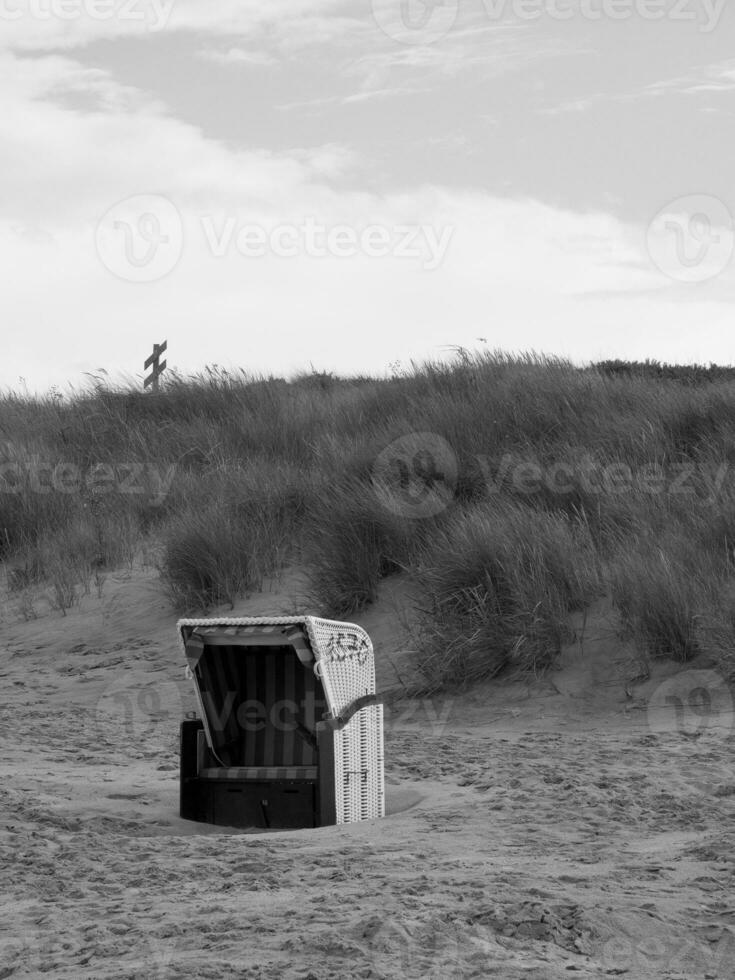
[
  {"x1": 0, "y1": 0, "x2": 353, "y2": 52},
  {"x1": 0, "y1": 50, "x2": 345, "y2": 226},
  {"x1": 3, "y1": 44, "x2": 719, "y2": 392},
  {"x1": 542, "y1": 59, "x2": 735, "y2": 114},
  {"x1": 196, "y1": 47, "x2": 277, "y2": 67},
  {"x1": 1, "y1": 9, "x2": 731, "y2": 390},
  {"x1": 642, "y1": 61, "x2": 735, "y2": 97},
  {"x1": 540, "y1": 94, "x2": 604, "y2": 115},
  {"x1": 347, "y1": 22, "x2": 578, "y2": 96}
]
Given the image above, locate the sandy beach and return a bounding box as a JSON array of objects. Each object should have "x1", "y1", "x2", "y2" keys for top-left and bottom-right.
[{"x1": 2, "y1": 567, "x2": 735, "y2": 979}]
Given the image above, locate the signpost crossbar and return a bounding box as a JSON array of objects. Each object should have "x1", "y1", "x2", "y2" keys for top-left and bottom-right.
[{"x1": 144, "y1": 341, "x2": 167, "y2": 391}]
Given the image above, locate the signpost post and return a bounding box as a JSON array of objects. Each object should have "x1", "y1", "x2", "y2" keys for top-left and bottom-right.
[{"x1": 144, "y1": 341, "x2": 167, "y2": 391}]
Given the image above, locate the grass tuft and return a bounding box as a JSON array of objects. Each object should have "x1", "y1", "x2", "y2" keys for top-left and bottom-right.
[{"x1": 408, "y1": 499, "x2": 602, "y2": 690}]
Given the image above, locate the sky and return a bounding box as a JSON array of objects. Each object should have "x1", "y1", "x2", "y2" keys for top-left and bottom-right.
[{"x1": 2, "y1": 0, "x2": 735, "y2": 392}]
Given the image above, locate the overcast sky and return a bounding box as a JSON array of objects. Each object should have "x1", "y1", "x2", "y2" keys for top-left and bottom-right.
[{"x1": 2, "y1": 0, "x2": 734, "y2": 392}]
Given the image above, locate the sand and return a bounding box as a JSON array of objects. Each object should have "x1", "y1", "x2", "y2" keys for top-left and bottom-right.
[{"x1": 1, "y1": 566, "x2": 735, "y2": 979}]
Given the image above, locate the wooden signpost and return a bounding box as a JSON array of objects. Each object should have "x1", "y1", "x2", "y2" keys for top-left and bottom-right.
[{"x1": 144, "y1": 341, "x2": 167, "y2": 391}]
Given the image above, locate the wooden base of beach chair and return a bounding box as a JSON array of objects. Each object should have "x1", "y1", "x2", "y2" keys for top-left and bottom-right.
[
  {"x1": 180, "y1": 718, "x2": 338, "y2": 828},
  {"x1": 184, "y1": 777, "x2": 317, "y2": 829}
]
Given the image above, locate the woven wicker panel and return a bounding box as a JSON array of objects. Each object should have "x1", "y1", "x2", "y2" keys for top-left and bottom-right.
[
  {"x1": 301, "y1": 618, "x2": 381, "y2": 823},
  {"x1": 334, "y1": 704, "x2": 385, "y2": 824},
  {"x1": 305, "y1": 618, "x2": 376, "y2": 716},
  {"x1": 365, "y1": 704, "x2": 385, "y2": 820},
  {"x1": 334, "y1": 722, "x2": 347, "y2": 822}
]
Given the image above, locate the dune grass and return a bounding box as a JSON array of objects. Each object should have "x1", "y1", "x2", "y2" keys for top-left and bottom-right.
[
  {"x1": 3, "y1": 352, "x2": 735, "y2": 685},
  {"x1": 406, "y1": 499, "x2": 603, "y2": 690},
  {"x1": 158, "y1": 461, "x2": 307, "y2": 610}
]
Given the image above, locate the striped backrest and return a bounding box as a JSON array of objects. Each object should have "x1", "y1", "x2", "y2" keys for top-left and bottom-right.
[{"x1": 195, "y1": 642, "x2": 327, "y2": 768}]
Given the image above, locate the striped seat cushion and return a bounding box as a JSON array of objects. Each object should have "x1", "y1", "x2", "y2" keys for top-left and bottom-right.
[
  {"x1": 194, "y1": 637, "x2": 326, "y2": 768},
  {"x1": 199, "y1": 766, "x2": 318, "y2": 781}
]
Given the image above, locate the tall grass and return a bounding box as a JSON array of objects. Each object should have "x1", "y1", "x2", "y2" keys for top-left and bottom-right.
[
  {"x1": 303, "y1": 476, "x2": 440, "y2": 615},
  {"x1": 159, "y1": 461, "x2": 309, "y2": 610},
  {"x1": 3, "y1": 353, "x2": 735, "y2": 685},
  {"x1": 610, "y1": 542, "x2": 714, "y2": 662},
  {"x1": 407, "y1": 499, "x2": 603, "y2": 690}
]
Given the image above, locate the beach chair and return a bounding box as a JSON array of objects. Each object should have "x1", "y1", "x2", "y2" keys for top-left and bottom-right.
[{"x1": 177, "y1": 616, "x2": 385, "y2": 829}]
